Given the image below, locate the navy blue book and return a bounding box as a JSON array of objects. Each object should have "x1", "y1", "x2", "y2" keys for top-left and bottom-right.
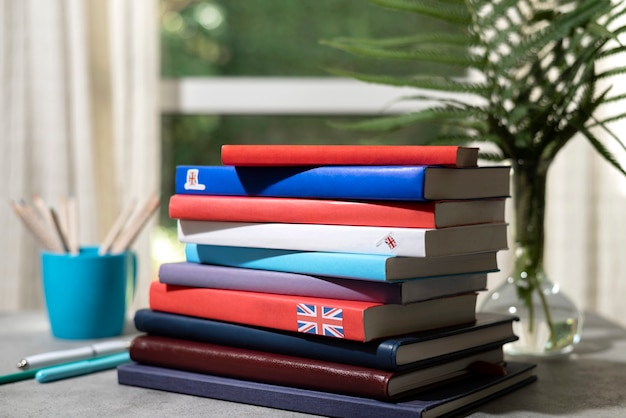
[
  {"x1": 117, "y1": 361, "x2": 537, "y2": 418},
  {"x1": 134, "y1": 309, "x2": 518, "y2": 372},
  {"x1": 175, "y1": 165, "x2": 510, "y2": 201}
]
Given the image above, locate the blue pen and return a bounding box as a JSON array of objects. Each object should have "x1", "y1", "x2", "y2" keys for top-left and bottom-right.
[{"x1": 35, "y1": 352, "x2": 131, "y2": 383}]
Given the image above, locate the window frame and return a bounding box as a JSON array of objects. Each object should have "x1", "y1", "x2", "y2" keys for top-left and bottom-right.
[{"x1": 159, "y1": 77, "x2": 451, "y2": 115}]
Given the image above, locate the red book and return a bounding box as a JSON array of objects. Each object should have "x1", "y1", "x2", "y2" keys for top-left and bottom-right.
[
  {"x1": 149, "y1": 282, "x2": 477, "y2": 342},
  {"x1": 169, "y1": 194, "x2": 506, "y2": 228},
  {"x1": 220, "y1": 145, "x2": 478, "y2": 167},
  {"x1": 129, "y1": 335, "x2": 505, "y2": 401}
]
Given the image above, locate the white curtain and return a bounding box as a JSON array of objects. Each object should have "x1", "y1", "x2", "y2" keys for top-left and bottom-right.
[
  {"x1": 0, "y1": 0, "x2": 159, "y2": 311},
  {"x1": 541, "y1": 13, "x2": 626, "y2": 328}
]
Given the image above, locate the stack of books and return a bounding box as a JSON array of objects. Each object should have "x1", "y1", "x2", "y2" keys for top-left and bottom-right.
[{"x1": 118, "y1": 145, "x2": 537, "y2": 417}]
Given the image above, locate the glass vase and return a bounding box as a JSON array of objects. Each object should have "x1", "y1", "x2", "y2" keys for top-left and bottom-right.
[{"x1": 480, "y1": 158, "x2": 583, "y2": 356}]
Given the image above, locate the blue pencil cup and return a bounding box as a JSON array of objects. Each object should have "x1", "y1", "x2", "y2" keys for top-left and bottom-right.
[{"x1": 40, "y1": 246, "x2": 136, "y2": 339}]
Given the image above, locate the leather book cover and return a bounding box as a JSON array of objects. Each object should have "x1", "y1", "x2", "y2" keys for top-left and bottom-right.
[{"x1": 130, "y1": 335, "x2": 392, "y2": 400}]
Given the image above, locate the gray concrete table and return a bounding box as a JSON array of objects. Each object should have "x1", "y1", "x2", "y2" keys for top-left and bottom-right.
[{"x1": 1, "y1": 311, "x2": 625, "y2": 417}]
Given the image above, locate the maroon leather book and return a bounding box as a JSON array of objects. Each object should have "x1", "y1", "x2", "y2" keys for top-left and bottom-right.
[{"x1": 129, "y1": 335, "x2": 504, "y2": 401}]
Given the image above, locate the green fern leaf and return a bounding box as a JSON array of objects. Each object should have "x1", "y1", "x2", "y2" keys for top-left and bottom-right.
[
  {"x1": 322, "y1": 0, "x2": 626, "y2": 177},
  {"x1": 495, "y1": 1, "x2": 611, "y2": 72},
  {"x1": 477, "y1": 151, "x2": 507, "y2": 162},
  {"x1": 330, "y1": 107, "x2": 485, "y2": 132},
  {"x1": 324, "y1": 33, "x2": 475, "y2": 48},
  {"x1": 369, "y1": 0, "x2": 472, "y2": 24},
  {"x1": 323, "y1": 68, "x2": 489, "y2": 95},
  {"x1": 591, "y1": 112, "x2": 626, "y2": 127},
  {"x1": 603, "y1": 93, "x2": 626, "y2": 104},
  {"x1": 590, "y1": 116, "x2": 626, "y2": 154},
  {"x1": 597, "y1": 66, "x2": 626, "y2": 80},
  {"x1": 320, "y1": 40, "x2": 482, "y2": 68},
  {"x1": 579, "y1": 125, "x2": 626, "y2": 176},
  {"x1": 600, "y1": 44, "x2": 626, "y2": 60}
]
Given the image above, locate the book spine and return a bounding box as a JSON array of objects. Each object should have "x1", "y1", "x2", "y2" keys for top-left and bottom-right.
[
  {"x1": 149, "y1": 282, "x2": 374, "y2": 341},
  {"x1": 175, "y1": 165, "x2": 428, "y2": 201},
  {"x1": 220, "y1": 144, "x2": 473, "y2": 167},
  {"x1": 169, "y1": 194, "x2": 438, "y2": 228},
  {"x1": 134, "y1": 309, "x2": 398, "y2": 370},
  {"x1": 158, "y1": 262, "x2": 403, "y2": 304},
  {"x1": 129, "y1": 335, "x2": 392, "y2": 400},
  {"x1": 184, "y1": 244, "x2": 393, "y2": 281}
]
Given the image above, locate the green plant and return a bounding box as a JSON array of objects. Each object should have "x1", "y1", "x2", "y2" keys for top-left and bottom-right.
[
  {"x1": 323, "y1": 0, "x2": 626, "y2": 354},
  {"x1": 323, "y1": 0, "x2": 626, "y2": 166}
]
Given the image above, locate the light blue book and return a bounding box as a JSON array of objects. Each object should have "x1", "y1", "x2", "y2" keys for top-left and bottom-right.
[{"x1": 185, "y1": 244, "x2": 498, "y2": 282}]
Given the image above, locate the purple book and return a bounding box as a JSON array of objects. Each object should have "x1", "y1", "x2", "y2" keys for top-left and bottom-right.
[
  {"x1": 117, "y1": 362, "x2": 537, "y2": 418},
  {"x1": 158, "y1": 262, "x2": 487, "y2": 304}
]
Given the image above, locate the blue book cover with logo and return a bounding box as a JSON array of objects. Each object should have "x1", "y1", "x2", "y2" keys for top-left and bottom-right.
[{"x1": 174, "y1": 165, "x2": 510, "y2": 201}]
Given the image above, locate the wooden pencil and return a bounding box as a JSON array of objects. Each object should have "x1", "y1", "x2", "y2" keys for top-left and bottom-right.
[
  {"x1": 110, "y1": 194, "x2": 160, "y2": 254},
  {"x1": 99, "y1": 199, "x2": 137, "y2": 255},
  {"x1": 66, "y1": 195, "x2": 79, "y2": 254},
  {"x1": 31, "y1": 195, "x2": 55, "y2": 230},
  {"x1": 50, "y1": 208, "x2": 70, "y2": 253},
  {"x1": 10, "y1": 201, "x2": 64, "y2": 253},
  {"x1": 31, "y1": 195, "x2": 66, "y2": 252}
]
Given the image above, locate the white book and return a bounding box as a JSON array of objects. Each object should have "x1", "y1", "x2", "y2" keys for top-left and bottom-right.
[{"x1": 178, "y1": 220, "x2": 508, "y2": 257}]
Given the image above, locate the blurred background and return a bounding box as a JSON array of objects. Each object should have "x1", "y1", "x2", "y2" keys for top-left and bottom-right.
[{"x1": 2, "y1": 0, "x2": 625, "y2": 328}]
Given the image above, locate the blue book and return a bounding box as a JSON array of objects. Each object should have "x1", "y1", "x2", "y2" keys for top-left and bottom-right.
[
  {"x1": 133, "y1": 309, "x2": 518, "y2": 372},
  {"x1": 159, "y1": 262, "x2": 488, "y2": 304},
  {"x1": 175, "y1": 165, "x2": 510, "y2": 201},
  {"x1": 185, "y1": 244, "x2": 499, "y2": 281},
  {"x1": 117, "y1": 361, "x2": 537, "y2": 418}
]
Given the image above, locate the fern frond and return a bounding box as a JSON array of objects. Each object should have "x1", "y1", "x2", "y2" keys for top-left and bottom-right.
[
  {"x1": 474, "y1": 0, "x2": 534, "y2": 58},
  {"x1": 320, "y1": 40, "x2": 482, "y2": 68},
  {"x1": 602, "y1": 93, "x2": 626, "y2": 104},
  {"x1": 323, "y1": 69, "x2": 489, "y2": 96},
  {"x1": 541, "y1": 83, "x2": 610, "y2": 161},
  {"x1": 369, "y1": 0, "x2": 472, "y2": 24},
  {"x1": 597, "y1": 66, "x2": 626, "y2": 80},
  {"x1": 432, "y1": 134, "x2": 506, "y2": 149},
  {"x1": 325, "y1": 33, "x2": 476, "y2": 48},
  {"x1": 579, "y1": 125, "x2": 626, "y2": 176},
  {"x1": 590, "y1": 116, "x2": 626, "y2": 154},
  {"x1": 323, "y1": 0, "x2": 625, "y2": 176},
  {"x1": 473, "y1": 0, "x2": 525, "y2": 30},
  {"x1": 586, "y1": 21, "x2": 620, "y2": 42},
  {"x1": 329, "y1": 106, "x2": 486, "y2": 132},
  {"x1": 599, "y1": 44, "x2": 626, "y2": 60},
  {"x1": 605, "y1": 1, "x2": 626, "y2": 26},
  {"x1": 589, "y1": 112, "x2": 626, "y2": 127},
  {"x1": 495, "y1": 1, "x2": 610, "y2": 72},
  {"x1": 421, "y1": 135, "x2": 478, "y2": 146},
  {"x1": 478, "y1": 151, "x2": 507, "y2": 162},
  {"x1": 393, "y1": 95, "x2": 483, "y2": 111}
]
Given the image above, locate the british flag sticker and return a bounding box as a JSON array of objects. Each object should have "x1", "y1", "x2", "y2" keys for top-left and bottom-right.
[
  {"x1": 376, "y1": 232, "x2": 398, "y2": 250},
  {"x1": 296, "y1": 303, "x2": 344, "y2": 338},
  {"x1": 183, "y1": 169, "x2": 206, "y2": 191}
]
